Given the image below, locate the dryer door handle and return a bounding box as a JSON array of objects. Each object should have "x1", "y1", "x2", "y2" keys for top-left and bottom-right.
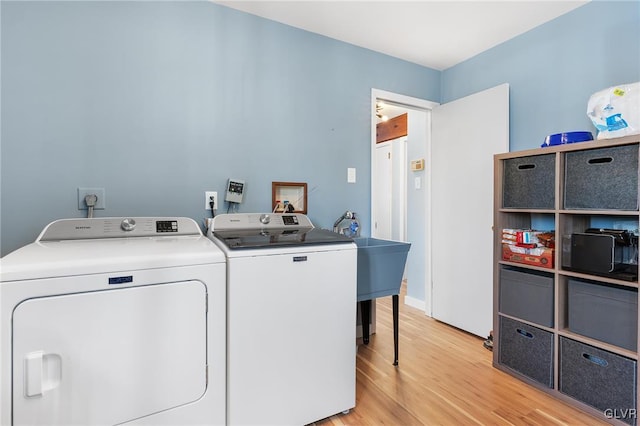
[{"x1": 24, "y1": 351, "x2": 62, "y2": 398}]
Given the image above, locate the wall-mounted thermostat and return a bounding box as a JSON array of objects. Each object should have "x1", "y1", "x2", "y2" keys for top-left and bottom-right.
[
  {"x1": 411, "y1": 159, "x2": 425, "y2": 171},
  {"x1": 225, "y1": 178, "x2": 245, "y2": 203}
]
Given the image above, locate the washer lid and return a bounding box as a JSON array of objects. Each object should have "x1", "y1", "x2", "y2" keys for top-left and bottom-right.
[{"x1": 213, "y1": 227, "x2": 353, "y2": 250}]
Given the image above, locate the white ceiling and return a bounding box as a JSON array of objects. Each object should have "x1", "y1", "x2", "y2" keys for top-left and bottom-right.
[{"x1": 215, "y1": 0, "x2": 589, "y2": 71}]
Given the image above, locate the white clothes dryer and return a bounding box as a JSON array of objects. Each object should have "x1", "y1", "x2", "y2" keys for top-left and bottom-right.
[{"x1": 0, "y1": 217, "x2": 226, "y2": 426}]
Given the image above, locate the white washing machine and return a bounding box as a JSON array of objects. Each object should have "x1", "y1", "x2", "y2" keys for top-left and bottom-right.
[
  {"x1": 0, "y1": 217, "x2": 226, "y2": 426},
  {"x1": 208, "y1": 213, "x2": 357, "y2": 425}
]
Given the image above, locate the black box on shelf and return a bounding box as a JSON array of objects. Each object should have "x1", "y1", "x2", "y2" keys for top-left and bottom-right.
[
  {"x1": 503, "y1": 154, "x2": 555, "y2": 209},
  {"x1": 570, "y1": 232, "x2": 625, "y2": 274},
  {"x1": 564, "y1": 144, "x2": 639, "y2": 210},
  {"x1": 559, "y1": 337, "x2": 637, "y2": 425},
  {"x1": 568, "y1": 278, "x2": 638, "y2": 351},
  {"x1": 498, "y1": 316, "x2": 554, "y2": 388},
  {"x1": 499, "y1": 266, "x2": 554, "y2": 327}
]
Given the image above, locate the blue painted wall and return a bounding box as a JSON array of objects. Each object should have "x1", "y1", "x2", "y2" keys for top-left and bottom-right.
[
  {"x1": 442, "y1": 0, "x2": 640, "y2": 152},
  {"x1": 1, "y1": 1, "x2": 440, "y2": 256},
  {"x1": 2, "y1": 1, "x2": 638, "y2": 308}
]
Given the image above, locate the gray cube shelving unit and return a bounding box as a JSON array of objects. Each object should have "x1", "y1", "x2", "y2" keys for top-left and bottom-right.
[{"x1": 493, "y1": 134, "x2": 640, "y2": 426}]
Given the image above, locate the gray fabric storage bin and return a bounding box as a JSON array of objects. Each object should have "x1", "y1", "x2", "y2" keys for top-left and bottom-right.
[
  {"x1": 568, "y1": 278, "x2": 638, "y2": 351},
  {"x1": 499, "y1": 266, "x2": 554, "y2": 327},
  {"x1": 560, "y1": 337, "x2": 637, "y2": 425},
  {"x1": 564, "y1": 144, "x2": 639, "y2": 210},
  {"x1": 498, "y1": 316, "x2": 554, "y2": 388},
  {"x1": 503, "y1": 154, "x2": 555, "y2": 209}
]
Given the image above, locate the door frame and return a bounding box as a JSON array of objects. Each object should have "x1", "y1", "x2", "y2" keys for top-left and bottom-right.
[{"x1": 371, "y1": 89, "x2": 438, "y2": 315}]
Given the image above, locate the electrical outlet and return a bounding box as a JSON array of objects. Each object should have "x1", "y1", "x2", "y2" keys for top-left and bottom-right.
[
  {"x1": 205, "y1": 191, "x2": 218, "y2": 210},
  {"x1": 78, "y1": 187, "x2": 105, "y2": 210}
]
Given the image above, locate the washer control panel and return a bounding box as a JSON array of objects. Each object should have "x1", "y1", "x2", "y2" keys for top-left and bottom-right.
[
  {"x1": 211, "y1": 213, "x2": 312, "y2": 232},
  {"x1": 282, "y1": 215, "x2": 299, "y2": 226}
]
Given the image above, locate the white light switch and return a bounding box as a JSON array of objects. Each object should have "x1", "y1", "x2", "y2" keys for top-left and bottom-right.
[
  {"x1": 415, "y1": 177, "x2": 421, "y2": 189},
  {"x1": 347, "y1": 168, "x2": 356, "y2": 183}
]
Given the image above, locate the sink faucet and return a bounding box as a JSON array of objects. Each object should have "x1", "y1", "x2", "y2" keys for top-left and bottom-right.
[
  {"x1": 333, "y1": 211, "x2": 353, "y2": 233},
  {"x1": 333, "y1": 211, "x2": 359, "y2": 237}
]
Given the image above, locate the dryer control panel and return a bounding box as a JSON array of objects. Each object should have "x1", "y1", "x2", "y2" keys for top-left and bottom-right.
[{"x1": 37, "y1": 217, "x2": 202, "y2": 241}]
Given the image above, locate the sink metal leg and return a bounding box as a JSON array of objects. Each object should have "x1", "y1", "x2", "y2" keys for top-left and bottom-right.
[
  {"x1": 361, "y1": 296, "x2": 399, "y2": 364},
  {"x1": 393, "y1": 294, "x2": 399, "y2": 366},
  {"x1": 361, "y1": 300, "x2": 371, "y2": 345}
]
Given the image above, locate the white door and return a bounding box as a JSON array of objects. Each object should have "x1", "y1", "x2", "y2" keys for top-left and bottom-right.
[
  {"x1": 13, "y1": 281, "x2": 207, "y2": 426},
  {"x1": 431, "y1": 83, "x2": 509, "y2": 337},
  {"x1": 391, "y1": 137, "x2": 407, "y2": 242},
  {"x1": 373, "y1": 142, "x2": 393, "y2": 239},
  {"x1": 373, "y1": 137, "x2": 407, "y2": 241}
]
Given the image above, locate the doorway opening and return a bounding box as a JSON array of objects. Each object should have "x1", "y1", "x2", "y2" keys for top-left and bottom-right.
[{"x1": 371, "y1": 89, "x2": 438, "y2": 316}]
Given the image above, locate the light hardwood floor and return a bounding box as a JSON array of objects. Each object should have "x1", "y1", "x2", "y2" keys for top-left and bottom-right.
[{"x1": 315, "y1": 285, "x2": 608, "y2": 426}]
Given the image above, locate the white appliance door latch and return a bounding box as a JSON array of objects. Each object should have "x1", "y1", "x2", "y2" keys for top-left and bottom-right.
[{"x1": 24, "y1": 351, "x2": 62, "y2": 398}]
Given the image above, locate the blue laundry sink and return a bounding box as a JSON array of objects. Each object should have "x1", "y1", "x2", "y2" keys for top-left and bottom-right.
[{"x1": 354, "y1": 238, "x2": 411, "y2": 301}]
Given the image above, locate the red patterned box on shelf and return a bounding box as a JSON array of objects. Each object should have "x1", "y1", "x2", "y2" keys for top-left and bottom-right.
[{"x1": 502, "y1": 244, "x2": 554, "y2": 269}]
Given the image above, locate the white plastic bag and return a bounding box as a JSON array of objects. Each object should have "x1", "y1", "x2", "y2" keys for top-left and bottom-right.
[{"x1": 587, "y1": 82, "x2": 639, "y2": 139}]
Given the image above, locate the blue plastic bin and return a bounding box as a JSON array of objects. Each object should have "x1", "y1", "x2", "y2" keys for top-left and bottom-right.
[{"x1": 354, "y1": 238, "x2": 411, "y2": 301}]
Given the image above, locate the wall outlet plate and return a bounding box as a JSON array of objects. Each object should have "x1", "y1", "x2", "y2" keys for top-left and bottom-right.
[
  {"x1": 77, "y1": 187, "x2": 105, "y2": 210},
  {"x1": 205, "y1": 191, "x2": 218, "y2": 210}
]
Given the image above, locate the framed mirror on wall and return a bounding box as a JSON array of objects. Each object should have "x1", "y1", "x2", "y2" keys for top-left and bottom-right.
[{"x1": 272, "y1": 182, "x2": 307, "y2": 214}]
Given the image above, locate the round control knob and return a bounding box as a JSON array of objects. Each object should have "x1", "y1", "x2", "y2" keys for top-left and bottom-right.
[
  {"x1": 121, "y1": 218, "x2": 136, "y2": 232},
  {"x1": 259, "y1": 214, "x2": 271, "y2": 225}
]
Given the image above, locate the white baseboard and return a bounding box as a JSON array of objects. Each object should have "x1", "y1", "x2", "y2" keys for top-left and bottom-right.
[{"x1": 404, "y1": 294, "x2": 426, "y2": 313}]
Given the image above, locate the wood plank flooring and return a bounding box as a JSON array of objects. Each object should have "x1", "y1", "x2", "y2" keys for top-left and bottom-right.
[{"x1": 314, "y1": 285, "x2": 608, "y2": 426}]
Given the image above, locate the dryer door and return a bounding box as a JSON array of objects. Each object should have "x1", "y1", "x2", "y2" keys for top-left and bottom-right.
[{"x1": 12, "y1": 281, "x2": 207, "y2": 426}]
